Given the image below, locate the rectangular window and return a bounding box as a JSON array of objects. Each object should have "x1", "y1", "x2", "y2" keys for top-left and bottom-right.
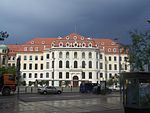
[
  {"x1": 114, "y1": 56, "x2": 117, "y2": 61},
  {"x1": 29, "y1": 56, "x2": 32, "y2": 60},
  {"x1": 23, "y1": 73, "x2": 26, "y2": 78},
  {"x1": 29, "y1": 63, "x2": 32, "y2": 70},
  {"x1": 41, "y1": 56, "x2": 43, "y2": 60},
  {"x1": 41, "y1": 64, "x2": 43, "y2": 70},
  {"x1": 59, "y1": 72, "x2": 62, "y2": 79},
  {"x1": 23, "y1": 64, "x2": 26, "y2": 70},
  {"x1": 29, "y1": 73, "x2": 32, "y2": 78},
  {"x1": 109, "y1": 64, "x2": 112, "y2": 70},
  {"x1": 66, "y1": 72, "x2": 69, "y2": 79},
  {"x1": 89, "y1": 72, "x2": 92, "y2": 79},
  {"x1": 100, "y1": 73, "x2": 103, "y2": 78},
  {"x1": 46, "y1": 54, "x2": 49, "y2": 59},
  {"x1": 100, "y1": 54, "x2": 103, "y2": 59},
  {"x1": 35, "y1": 64, "x2": 38, "y2": 70},
  {"x1": 46, "y1": 73, "x2": 49, "y2": 78},
  {"x1": 40, "y1": 73, "x2": 43, "y2": 78},
  {"x1": 82, "y1": 72, "x2": 85, "y2": 79},
  {"x1": 35, "y1": 56, "x2": 38, "y2": 60},
  {"x1": 34, "y1": 73, "x2": 37, "y2": 78},
  {"x1": 24, "y1": 56, "x2": 27, "y2": 60},
  {"x1": 109, "y1": 56, "x2": 111, "y2": 61},
  {"x1": 114, "y1": 64, "x2": 117, "y2": 70},
  {"x1": 100, "y1": 63, "x2": 103, "y2": 69},
  {"x1": 46, "y1": 62, "x2": 49, "y2": 69}
]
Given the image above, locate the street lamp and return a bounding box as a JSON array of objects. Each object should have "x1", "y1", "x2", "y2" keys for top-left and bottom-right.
[{"x1": 114, "y1": 38, "x2": 122, "y2": 94}]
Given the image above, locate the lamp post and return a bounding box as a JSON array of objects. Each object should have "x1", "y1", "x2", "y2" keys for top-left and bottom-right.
[{"x1": 114, "y1": 38, "x2": 122, "y2": 94}]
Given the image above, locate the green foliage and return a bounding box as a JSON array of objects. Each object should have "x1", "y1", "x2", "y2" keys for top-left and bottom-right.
[
  {"x1": 128, "y1": 30, "x2": 150, "y2": 71},
  {"x1": 0, "y1": 66, "x2": 16, "y2": 75}
]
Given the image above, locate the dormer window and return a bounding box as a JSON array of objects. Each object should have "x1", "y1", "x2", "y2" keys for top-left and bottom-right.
[
  {"x1": 42, "y1": 41, "x2": 45, "y2": 44},
  {"x1": 66, "y1": 36, "x2": 69, "y2": 40},
  {"x1": 81, "y1": 36, "x2": 84, "y2": 40},
  {"x1": 24, "y1": 47, "x2": 27, "y2": 51},
  {"x1": 73, "y1": 36, "x2": 77, "y2": 40},
  {"x1": 66, "y1": 42, "x2": 70, "y2": 47},
  {"x1": 88, "y1": 43, "x2": 92, "y2": 47},
  {"x1": 31, "y1": 41, "x2": 34, "y2": 44},
  {"x1": 51, "y1": 43, "x2": 55, "y2": 47},
  {"x1": 101, "y1": 42, "x2": 104, "y2": 45},
  {"x1": 59, "y1": 42, "x2": 63, "y2": 47},
  {"x1": 74, "y1": 42, "x2": 78, "y2": 47},
  {"x1": 35, "y1": 47, "x2": 38, "y2": 51},
  {"x1": 82, "y1": 43, "x2": 86, "y2": 47},
  {"x1": 113, "y1": 48, "x2": 116, "y2": 52},
  {"x1": 108, "y1": 48, "x2": 111, "y2": 52},
  {"x1": 30, "y1": 47, "x2": 33, "y2": 51}
]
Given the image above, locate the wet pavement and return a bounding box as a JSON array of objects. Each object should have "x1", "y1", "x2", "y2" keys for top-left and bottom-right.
[{"x1": 0, "y1": 92, "x2": 124, "y2": 113}]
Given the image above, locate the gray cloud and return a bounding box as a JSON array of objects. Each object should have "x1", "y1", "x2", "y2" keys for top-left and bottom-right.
[{"x1": 0, "y1": 0, "x2": 150, "y2": 44}]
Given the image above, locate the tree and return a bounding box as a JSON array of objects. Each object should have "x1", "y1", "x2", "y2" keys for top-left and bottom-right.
[{"x1": 127, "y1": 30, "x2": 150, "y2": 71}]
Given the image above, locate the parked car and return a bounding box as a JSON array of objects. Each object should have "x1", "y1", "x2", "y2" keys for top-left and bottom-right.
[{"x1": 38, "y1": 86, "x2": 62, "y2": 94}]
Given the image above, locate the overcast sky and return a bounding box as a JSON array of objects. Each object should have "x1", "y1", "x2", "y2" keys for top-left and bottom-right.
[{"x1": 0, "y1": 0, "x2": 150, "y2": 44}]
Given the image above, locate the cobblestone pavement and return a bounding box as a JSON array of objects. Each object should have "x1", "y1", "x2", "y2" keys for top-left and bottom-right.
[{"x1": 0, "y1": 93, "x2": 124, "y2": 113}]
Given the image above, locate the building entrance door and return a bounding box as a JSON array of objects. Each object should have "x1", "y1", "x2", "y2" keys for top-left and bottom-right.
[{"x1": 73, "y1": 76, "x2": 79, "y2": 87}]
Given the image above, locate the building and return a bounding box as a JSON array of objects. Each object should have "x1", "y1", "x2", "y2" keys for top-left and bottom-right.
[{"x1": 1, "y1": 33, "x2": 130, "y2": 87}]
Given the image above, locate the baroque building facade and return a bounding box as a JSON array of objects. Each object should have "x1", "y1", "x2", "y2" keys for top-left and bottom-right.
[{"x1": 1, "y1": 33, "x2": 130, "y2": 86}]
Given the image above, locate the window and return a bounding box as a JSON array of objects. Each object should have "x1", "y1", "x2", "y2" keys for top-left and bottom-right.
[
  {"x1": 52, "y1": 61, "x2": 54, "y2": 68},
  {"x1": 46, "y1": 54, "x2": 50, "y2": 59},
  {"x1": 41, "y1": 56, "x2": 43, "y2": 60},
  {"x1": 24, "y1": 47, "x2": 27, "y2": 51},
  {"x1": 89, "y1": 52, "x2": 92, "y2": 58},
  {"x1": 82, "y1": 72, "x2": 85, "y2": 79},
  {"x1": 35, "y1": 47, "x2": 38, "y2": 51},
  {"x1": 35, "y1": 64, "x2": 38, "y2": 70},
  {"x1": 12, "y1": 56, "x2": 15, "y2": 60},
  {"x1": 114, "y1": 64, "x2": 117, "y2": 70},
  {"x1": 23, "y1": 73, "x2": 26, "y2": 78},
  {"x1": 59, "y1": 72, "x2": 62, "y2": 79},
  {"x1": 24, "y1": 56, "x2": 27, "y2": 60},
  {"x1": 113, "y1": 48, "x2": 116, "y2": 52},
  {"x1": 29, "y1": 63, "x2": 32, "y2": 70},
  {"x1": 52, "y1": 52, "x2": 54, "y2": 58},
  {"x1": 66, "y1": 72, "x2": 69, "y2": 79},
  {"x1": 29, "y1": 56, "x2": 32, "y2": 60},
  {"x1": 109, "y1": 56, "x2": 111, "y2": 61},
  {"x1": 66, "y1": 52, "x2": 69, "y2": 58},
  {"x1": 35, "y1": 56, "x2": 38, "y2": 60},
  {"x1": 74, "y1": 61, "x2": 78, "y2": 68},
  {"x1": 66, "y1": 61, "x2": 69, "y2": 68},
  {"x1": 100, "y1": 63, "x2": 103, "y2": 69},
  {"x1": 46, "y1": 73, "x2": 49, "y2": 78},
  {"x1": 100, "y1": 73, "x2": 103, "y2": 78},
  {"x1": 109, "y1": 64, "x2": 112, "y2": 70},
  {"x1": 59, "y1": 61, "x2": 62, "y2": 68},
  {"x1": 96, "y1": 61, "x2": 98, "y2": 69},
  {"x1": 12, "y1": 63, "x2": 15, "y2": 67},
  {"x1": 29, "y1": 73, "x2": 32, "y2": 78},
  {"x1": 74, "y1": 52, "x2": 77, "y2": 58},
  {"x1": 89, "y1": 72, "x2": 92, "y2": 79},
  {"x1": 109, "y1": 73, "x2": 112, "y2": 78},
  {"x1": 46, "y1": 62, "x2": 49, "y2": 69},
  {"x1": 23, "y1": 64, "x2": 26, "y2": 70},
  {"x1": 88, "y1": 43, "x2": 92, "y2": 47},
  {"x1": 82, "y1": 61, "x2": 85, "y2": 68},
  {"x1": 100, "y1": 54, "x2": 103, "y2": 59},
  {"x1": 59, "y1": 52, "x2": 63, "y2": 58},
  {"x1": 82, "y1": 52, "x2": 85, "y2": 58},
  {"x1": 125, "y1": 64, "x2": 127, "y2": 70},
  {"x1": 34, "y1": 73, "x2": 37, "y2": 78},
  {"x1": 30, "y1": 47, "x2": 33, "y2": 51},
  {"x1": 96, "y1": 53, "x2": 98, "y2": 59},
  {"x1": 41, "y1": 64, "x2": 43, "y2": 70},
  {"x1": 40, "y1": 73, "x2": 43, "y2": 78},
  {"x1": 114, "y1": 56, "x2": 117, "y2": 61},
  {"x1": 89, "y1": 61, "x2": 92, "y2": 68}
]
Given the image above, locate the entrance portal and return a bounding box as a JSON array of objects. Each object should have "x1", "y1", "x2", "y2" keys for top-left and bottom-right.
[{"x1": 73, "y1": 76, "x2": 79, "y2": 87}]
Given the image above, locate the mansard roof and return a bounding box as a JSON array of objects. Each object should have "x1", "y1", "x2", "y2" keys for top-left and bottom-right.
[{"x1": 6, "y1": 33, "x2": 125, "y2": 54}]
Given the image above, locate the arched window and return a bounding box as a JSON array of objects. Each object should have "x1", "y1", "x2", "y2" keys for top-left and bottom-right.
[
  {"x1": 74, "y1": 52, "x2": 77, "y2": 58},
  {"x1": 89, "y1": 52, "x2": 92, "y2": 58},
  {"x1": 46, "y1": 73, "x2": 49, "y2": 78},
  {"x1": 66, "y1": 52, "x2": 69, "y2": 58},
  {"x1": 89, "y1": 61, "x2": 92, "y2": 68},
  {"x1": 59, "y1": 52, "x2": 63, "y2": 58},
  {"x1": 74, "y1": 61, "x2": 78, "y2": 68},
  {"x1": 82, "y1": 61, "x2": 86, "y2": 68},
  {"x1": 66, "y1": 61, "x2": 69, "y2": 68},
  {"x1": 59, "y1": 61, "x2": 63, "y2": 68},
  {"x1": 82, "y1": 52, "x2": 85, "y2": 58}
]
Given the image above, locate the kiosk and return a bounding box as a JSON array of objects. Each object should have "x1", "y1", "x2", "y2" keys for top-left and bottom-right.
[{"x1": 121, "y1": 72, "x2": 150, "y2": 113}]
